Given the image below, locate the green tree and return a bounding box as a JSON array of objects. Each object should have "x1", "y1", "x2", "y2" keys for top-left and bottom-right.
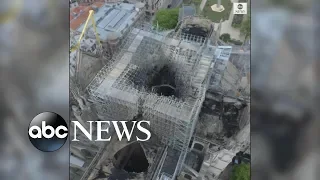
[
  {"x1": 220, "y1": 33, "x2": 231, "y2": 43},
  {"x1": 231, "y1": 164, "x2": 250, "y2": 180},
  {"x1": 240, "y1": 12, "x2": 250, "y2": 39},
  {"x1": 154, "y1": 8, "x2": 179, "y2": 30}
]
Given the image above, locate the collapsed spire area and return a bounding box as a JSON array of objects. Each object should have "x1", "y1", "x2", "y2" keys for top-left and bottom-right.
[
  {"x1": 124, "y1": 37, "x2": 190, "y2": 99},
  {"x1": 148, "y1": 65, "x2": 177, "y2": 97},
  {"x1": 182, "y1": 25, "x2": 208, "y2": 38},
  {"x1": 113, "y1": 142, "x2": 149, "y2": 173},
  {"x1": 130, "y1": 62, "x2": 180, "y2": 98},
  {"x1": 176, "y1": 17, "x2": 213, "y2": 42}
]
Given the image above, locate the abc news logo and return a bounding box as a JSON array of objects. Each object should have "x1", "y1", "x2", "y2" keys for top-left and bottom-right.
[
  {"x1": 28, "y1": 112, "x2": 151, "y2": 152},
  {"x1": 28, "y1": 112, "x2": 68, "y2": 152},
  {"x1": 233, "y1": 3, "x2": 247, "y2": 15}
]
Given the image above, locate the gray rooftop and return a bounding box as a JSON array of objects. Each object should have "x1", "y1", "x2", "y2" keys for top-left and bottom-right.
[{"x1": 77, "y1": 3, "x2": 143, "y2": 41}]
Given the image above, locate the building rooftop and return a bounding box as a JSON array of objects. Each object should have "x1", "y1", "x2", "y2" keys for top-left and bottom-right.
[
  {"x1": 220, "y1": 61, "x2": 241, "y2": 92},
  {"x1": 75, "y1": 3, "x2": 143, "y2": 41},
  {"x1": 70, "y1": 6, "x2": 93, "y2": 30},
  {"x1": 70, "y1": 14, "x2": 74, "y2": 21},
  {"x1": 91, "y1": 1, "x2": 105, "y2": 8},
  {"x1": 70, "y1": 2, "x2": 105, "y2": 30},
  {"x1": 71, "y1": 6, "x2": 88, "y2": 15}
]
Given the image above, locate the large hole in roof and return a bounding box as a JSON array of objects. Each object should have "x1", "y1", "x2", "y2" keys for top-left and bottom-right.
[
  {"x1": 193, "y1": 143, "x2": 204, "y2": 151},
  {"x1": 130, "y1": 63, "x2": 181, "y2": 98},
  {"x1": 148, "y1": 65, "x2": 177, "y2": 97},
  {"x1": 126, "y1": 37, "x2": 193, "y2": 99},
  {"x1": 182, "y1": 24, "x2": 208, "y2": 39},
  {"x1": 113, "y1": 142, "x2": 149, "y2": 173}
]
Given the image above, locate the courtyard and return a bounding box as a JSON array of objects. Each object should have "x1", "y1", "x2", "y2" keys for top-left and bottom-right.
[{"x1": 183, "y1": 0, "x2": 233, "y2": 23}]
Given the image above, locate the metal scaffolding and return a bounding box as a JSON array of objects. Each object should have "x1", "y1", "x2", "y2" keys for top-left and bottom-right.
[
  {"x1": 85, "y1": 25, "x2": 213, "y2": 156},
  {"x1": 69, "y1": 8, "x2": 251, "y2": 178}
]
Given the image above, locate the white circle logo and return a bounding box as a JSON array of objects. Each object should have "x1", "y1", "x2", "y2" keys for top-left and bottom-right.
[{"x1": 28, "y1": 112, "x2": 68, "y2": 152}]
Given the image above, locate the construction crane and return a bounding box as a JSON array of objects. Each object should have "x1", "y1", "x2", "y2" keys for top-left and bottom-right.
[
  {"x1": 70, "y1": 10, "x2": 102, "y2": 92},
  {"x1": 70, "y1": 10, "x2": 102, "y2": 53}
]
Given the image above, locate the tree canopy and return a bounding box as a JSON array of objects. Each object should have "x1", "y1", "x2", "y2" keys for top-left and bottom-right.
[
  {"x1": 240, "y1": 12, "x2": 250, "y2": 38},
  {"x1": 231, "y1": 164, "x2": 250, "y2": 180},
  {"x1": 220, "y1": 33, "x2": 231, "y2": 42},
  {"x1": 154, "y1": 8, "x2": 179, "y2": 30}
]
